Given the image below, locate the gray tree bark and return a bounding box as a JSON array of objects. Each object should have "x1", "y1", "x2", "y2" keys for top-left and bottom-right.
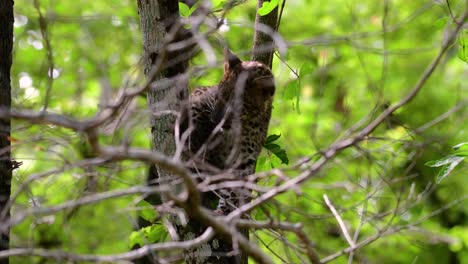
[
  {"x1": 0, "y1": 1, "x2": 14, "y2": 264},
  {"x1": 137, "y1": 1, "x2": 242, "y2": 263},
  {"x1": 137, "y1": 1, "x2": 186, "y2": 263},
  {"x1": 252, "y1": 0, "x2": 279, "y2": 68}
]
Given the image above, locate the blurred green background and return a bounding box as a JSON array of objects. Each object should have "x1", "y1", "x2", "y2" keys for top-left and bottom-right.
[{"x1": 10, "y1": 0, "x2": 467, "y2": 263}]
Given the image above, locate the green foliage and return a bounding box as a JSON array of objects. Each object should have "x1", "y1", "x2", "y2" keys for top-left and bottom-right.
[
  {"x1": 458, "y1": 29, "x2": 468, "y2": 63},
  {"x1": 283, "y1": 63, "x2": 316, "y2": 113},
  {"x1": 179, "y1": 2, "x2": 191, "y2": 17},
  {"x1": 426, "y1": 143, "x2": 467, "y2": 183},
  {"x1": 211, "y1": 0, "x2": 227, "y2": 9},
  {"x1": 178, "y1": 2, "x2": 197, "y2": 17},
  {"x1": 136, "y1": 200, "x2": 159, "y2": 222},
  {"x1": 263, "y1": 134, "x2": 289, "y2": 165},
  {"x1": 10, "y1": 0, "x2": 468, "y2": 263},
  {"x1": 129, "y1": 224, "x2": 168, "y2": 248},
  {"x1": 426, "y1": 155, "x2": 464, "y2": 183},
  {"x1": 453, "y1": 142, "x2": 468, "y2": 151}
]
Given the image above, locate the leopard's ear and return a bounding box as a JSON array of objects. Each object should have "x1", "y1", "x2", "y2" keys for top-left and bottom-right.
[{"x1": 224, "y1": 49, "x2": 242, "y2": 73}]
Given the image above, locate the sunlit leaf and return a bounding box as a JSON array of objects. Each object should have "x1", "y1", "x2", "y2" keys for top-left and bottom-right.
[
  {"x1": 211, "y1": 0, "x2": 226, "y2": 8},
  {"x1": 284, "y1": 79, "x2": 299, "y2": 100},
  {"x1": 433, "y1": 17, "x2": 449, "y2": 29},
  {"x1": 146, "y1": 224, "x2": 167, "y2": 243},
  {"x1": 136, "y1": 200, "x2": 158, "y2": 222},
  {"x1": 128, "y1": 224, "x2": 167, "y2": 248},
  {"x1": 453, "y1": 142, "x2": 468, "y2": 150},
  {"x1": 179, "y1": 2, "x2": 191, "y2": 17},
  {"x1": 435, "y1": 157, "x2": 464, "y2": 183},
  {"x1": 129, "y1": 230, "x2": 145, "y2": 248},
  {"x1": 284, "y1": 79, "x2": 302, "y2": 113},
  {"x1": 458, "y1": 29, "x2": 467, "y2": 63},
  {"x1": 300, "y1": 63, "x2": 315, "y2": 76},
  {"x1": 425, "y1": 155, "x2": 463, "y2": 167},
  {"x1": 256, "y1": 156, "x2": 268, "y2": 171},
  {"x1": 258, "y1": 0, "x2": 280, "y2": 16},
  {"x1": 454, "y1": 151, "x2": 468, "y2": 157}
]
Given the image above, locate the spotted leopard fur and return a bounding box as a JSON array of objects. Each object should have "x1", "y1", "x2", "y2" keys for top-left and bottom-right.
[{"x1": 182, "y1": 51, "x2": 275, "y2": 214}]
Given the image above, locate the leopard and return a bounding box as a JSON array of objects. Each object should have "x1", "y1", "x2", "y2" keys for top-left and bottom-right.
[{"x1": 182, "y1": 50, "x2": 275, "y2": 214}]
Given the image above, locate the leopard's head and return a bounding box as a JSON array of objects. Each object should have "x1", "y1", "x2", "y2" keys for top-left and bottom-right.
[{"x1": 219, "y1": 50, "x2": 275, "y2": 114}]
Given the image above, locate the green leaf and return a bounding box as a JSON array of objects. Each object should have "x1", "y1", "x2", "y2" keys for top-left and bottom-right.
[
  {"x1": 145, "y1": 224, "x2": 167, "y2": 243},
  {"x1": 252, "y1": 208, "x2": 268, "y2": 221},
  {"x1": 435, "y1": 157, "x2": 464, "y2": 183},
  {"x1": 129, "y1": 230, "x2": 145, "y2": 248},
  {"x1": 454, "y1": 151, "x2": 468, "y2": 157},
  {"x1": 425, "y1": 155, "x2": 463, "y2": 167},
  {"x1": 283, "y1": 78, "x2": 302, "y2": 113},
  {"x1": 458, "y1": 30, "x2": 467, "y2": 63},
  {"x1": 256, "y1": 156, "x2": 268, "y2": 171},
  {"x1": 265, "y1": 143, "x2": 281, "y2": 152},
  {"x1": 453, "y1": 142, "x2": 468, "y2": 150},
  {"x1": 433, "y1": 17, "x2": 449, "y2": 29},
  {"x1": 258, "y1": 0, "x2": 280, "y2": 16},
  {"x1": 300, "y1": 63, "x2": 315, "y2": 77},
  {"x1": 264, "y1": 143, "x2": 289, "y2": 165},
  {"x1": 136, "y1": 200, "x2": 158, "y2": 222},
  {"x1": 128, "y1": 224, "x2": 167, "y2": 248},
  {"x1": 179, "y1": 2, "x2": 190, "y2": 17},
  {"x1": 211, "y1": 0, "x2": 225, "y2": 9},
  {"x1": 265, "y1": 133, "x2": 281, "y2": 144},
  {"x1": 284, "y1": 79, "x2": 299, "y2": 100}
]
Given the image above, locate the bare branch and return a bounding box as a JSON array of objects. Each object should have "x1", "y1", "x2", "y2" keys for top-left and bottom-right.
[
  {"x1": 0, "y1": 228, "x2": 214, "y2": 262},
  {"x1": 33, "y1": 0, "x2": 55, "y2": 111},
  {"x1": 6, "y1": 185, "x2": 162, "y2": 229},
  {"x1": 320, "y1": 195, "x2": 468, "y2": 263},
  {"x1": 236, "y1": 219, "x2": 321, "y2": 264},
  {"x1": 323, "y1": 194, "x2": 356, "y2": 248}
]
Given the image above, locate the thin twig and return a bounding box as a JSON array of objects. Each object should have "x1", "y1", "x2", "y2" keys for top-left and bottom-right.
[
  {"x1": 236, "y1": 219, "x2": 321, "y2": 264},
  {"x1": 323, "y1": 194, "x2": 356, "y2": 248},
  {"x1": 320, "y1": 195, "x2": 468, "y2": 263},
  {"x1": 33, "y1": 0, "x2": 55, "y2": 111}
]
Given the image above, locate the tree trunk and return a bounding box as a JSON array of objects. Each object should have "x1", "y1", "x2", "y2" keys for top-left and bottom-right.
[
  {"x1": 137, "y1": 0, "x2": 181, "y2": 198},
  {"x1": 137, "y1": 1, "x2": 250, "y2": 263},
  {"x1": 137, "y1": 1, "x2": 188, "y2": 263},
  {"x1": 0, "y1": 1, "x2": 14, "y2": 264},
  {"x1": 252, "y1": 0, "x2": 279, "y2": 67}
]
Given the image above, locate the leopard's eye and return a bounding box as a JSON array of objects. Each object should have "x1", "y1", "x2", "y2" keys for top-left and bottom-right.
[
  {"x1": 262, "y1": 85, "x2": 275, "y2": 98},
  {"x1": 269, "y1": 86, "x2": 275, "y2": 96},
  {"x1": 254, "y1": 78, "x2": 275, "y2": 95}
]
